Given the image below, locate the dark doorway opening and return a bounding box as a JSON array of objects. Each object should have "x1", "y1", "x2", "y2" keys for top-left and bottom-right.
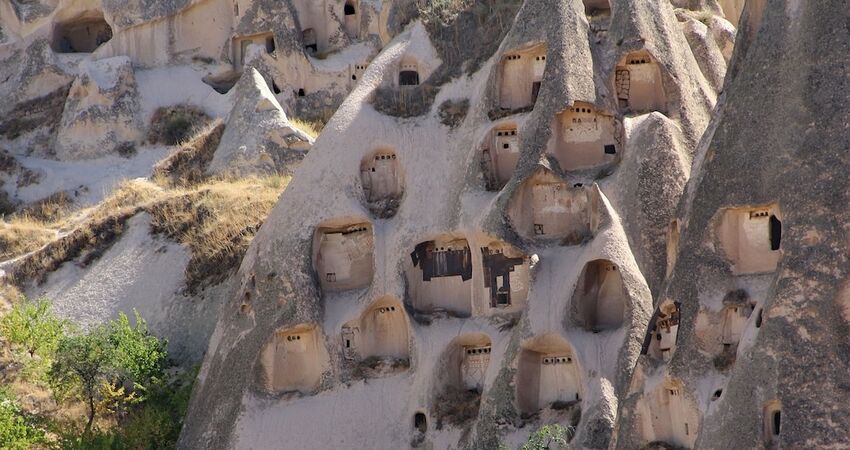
[
  {"x1": 769, "y1": 215, "x2": 781, "y2": 250},
  {"x1": 399, "y1": 70, "x2": 420, "y2": 86}
]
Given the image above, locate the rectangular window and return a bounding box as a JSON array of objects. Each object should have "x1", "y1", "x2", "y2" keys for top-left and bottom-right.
[{"x1": 534, "y1": 224, "x2": 545, "y2": 235}]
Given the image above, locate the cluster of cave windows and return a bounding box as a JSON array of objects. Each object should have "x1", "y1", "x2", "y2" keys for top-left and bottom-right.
[
  {"x1": 411, "y1": 241, "x2": 473, "y2": 282},
  {"x1": 507, "y1": 168, "x2": 598, "y2": 244},
  {"x1": 52, "y1": 14, "x2": 113, "y2": 53},
  {"x1": 499, "y1": 44, "x2": 547, "y2": 110},
  {"x1": 480, "y1": 123, "x2": 520, "y2": 191},
  {"x1": 442, "y1": 335, "x2": 493, "y2": 393},
  {"x1": 406, "y1": 237, "x2": 473, "y2": 316},
  {"x1": 260, "y1": 325, "x2": 327, "y2": 394},
  {"x1": 615, "y1": 50, "x2": 667, "y2": 114},
  {"x1": 720, "y1": 302, "x2": 753, "y2": 347},
  {"x1": 572, "y1": 260, "x2": 626, "y2": 332},
  {"x1": 548, "y1": 102, "x2": 621, "y2": 171},
  {"x1": 481, "y1": 245, "x2": 526, "y2": 308},
  {"x1": 340, "y1": 296, "x2": 409, "y2": 364},
  {"x1": 313, "y1": 223, "x2": 374, "y2": 291},
  {"x1": 292, "y1": 0, "x2": 361, "y2": 54},
  {"x1": 233, "y1": 32, "x2": 276, "y2": 68},
  {"x1": 643, "y1": 301, "x2": 681, "y2": 361},
  {"x1": 360, "y1": 150, "x2": 403, "y2": 203},
  {"x1": 517, "y1": 336, "x2": 582, "y2": 414},
  {"x1": 352, "y1": 63, "x2": 367, "y2": 81},
  {"x1": 642, "y1": 381, "x2": 699, "y2": 448},
  {"x1": 718, "y1": 204, "x2": 782, "y2": 274}
]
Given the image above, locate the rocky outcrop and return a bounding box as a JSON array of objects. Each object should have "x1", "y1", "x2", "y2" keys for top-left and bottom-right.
[
  {"x1": 208, "y1": 68, "x2": 312, "y2": 177},
  {"x1": 179, "y1": 0, "x2": 722, "y2": 448},
  {"x1": 54, "y1": 56, "x2": 143, "y2": 160},
  {"x1": 613, "y1": 1, "x2": 850, "y2": 449}
]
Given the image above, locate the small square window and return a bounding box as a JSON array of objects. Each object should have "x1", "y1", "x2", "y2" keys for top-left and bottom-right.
[
  {"x1": 534, "y1": 224, "x2": 545, "y2": 235},
  {"x1": 326, "y1": 273, "x2": 337, "y2": 282},
  {"x1": 604, "y1": 144, "x2": 616, "y2": 155}
]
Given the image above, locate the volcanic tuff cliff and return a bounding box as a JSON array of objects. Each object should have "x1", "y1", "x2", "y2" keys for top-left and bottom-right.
[{"x1": 3, "y1": 0, "x2": 837, "y2": 449}]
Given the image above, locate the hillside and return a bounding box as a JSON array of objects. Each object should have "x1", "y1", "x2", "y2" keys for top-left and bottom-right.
[{"x1": 3, "y1": 0, "x2": 842, "y2": 449}]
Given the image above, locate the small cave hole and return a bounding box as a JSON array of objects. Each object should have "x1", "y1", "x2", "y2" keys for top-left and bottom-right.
[
  {"x1": 712, "y1": 389, "x2": 722, "y2": 400},
  {"x1": 414, "y1": 412, "x2": 427, "y2": 433}
]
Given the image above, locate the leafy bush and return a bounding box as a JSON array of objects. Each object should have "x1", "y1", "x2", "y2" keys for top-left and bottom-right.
[
  {"x1": 0, "y1": 387, "x2": 46, "y2": 450},
  {"x1": 116, "y1": 368, "x2": 196, "y2": 449},
  {"x1": 520, "y1": 424, "x2": 573, "y2": 450},
  {"x1": 106, "y1": 311, "x2": 168, "y2": 385},
  {"x1": 54, "y1": 427, "x2": 117, "y2": 450},
  {"x1": 0, "y1": 297, "x2": 68, "y2": 380},
  {"x1": 49, "y1": 311, "x2": 168, "y2": 432}
]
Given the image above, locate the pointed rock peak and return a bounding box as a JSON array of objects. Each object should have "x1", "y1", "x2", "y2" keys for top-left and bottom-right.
[{"x1": 232, "y1": 67, "x2": 286, "y2": 118}]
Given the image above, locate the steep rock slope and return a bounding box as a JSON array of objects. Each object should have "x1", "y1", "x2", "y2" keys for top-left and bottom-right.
[
  {"x1": 613, "y1": 1, "x2": 850, "y2": 449},
  {"x1": 179, "y1": 0, "x2": 727, "y2": 448},
  {"x1": 0, "y1": 0, "x2": 412, "y2": 209}
]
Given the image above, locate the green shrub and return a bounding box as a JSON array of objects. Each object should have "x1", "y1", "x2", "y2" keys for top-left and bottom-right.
[
  {"x1": 0, "y1": 387, "x2": 47, "y2": 450},
  {"x1": 116, "y1": 368, "x2": 196, "y2": 450},
  {"x1": 54, "y1": 427, "x2": 118, "y2": 450},
  {"x1": 0, "y1": 297, "x2": 68, "y2": 381},
  {"x1": 520, "y1": 424, "x2": 573, "y2": 450},
  {"x1": 48, "y1": 311, "x2": 168, "y2": 432}
]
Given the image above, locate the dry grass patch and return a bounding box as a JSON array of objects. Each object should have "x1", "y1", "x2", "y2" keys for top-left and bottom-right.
[
  {"x1": 147, "y1": 105, "x2": 212, "y2": 146},
  {"x1": 149, "y1": 176, "x2": 288, "y2": 292},
  {"x1": 0, "y1": 217, "x2": 57, "y2": 261},
  {"x1": 5, "y1": 176, "x2": 288, "y2": 292},
  {"x1": 288, "y1": 117, "x2": 323, "y2": 139},
  {"x1": 152, "y1": 121, "x2": 225, "y2": 186}
]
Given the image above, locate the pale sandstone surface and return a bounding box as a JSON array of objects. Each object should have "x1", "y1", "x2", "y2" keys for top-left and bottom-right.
[
  {"x1": 614, "y1": 1, "x2": 850, "y2": 449},
  {"x1": 5, "y1": 0, "x2": 832, "y2": 449},
  {"x1": 178, "y1": 0, "x2": 730, "y2": 448}
]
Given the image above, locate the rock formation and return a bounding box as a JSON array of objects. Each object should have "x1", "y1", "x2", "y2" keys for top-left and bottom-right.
[
  {"x1": 208, "y1": 68, "x2": 313, "y2": 177},
  {"x1": 7, "y1": 0, "x2": 844, "y2": 449},
  {"x1": 614, "y1": 1, "x2": 850, "y2": 448},
  {"x1": 54, "y1": 56, "x2": 143, "y2": 160},
  {"x1": 176, "y1": 0, "x2": 728, "y2": 448}
]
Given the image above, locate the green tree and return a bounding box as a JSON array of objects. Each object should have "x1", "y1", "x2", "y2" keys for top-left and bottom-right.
[
  {"x1": 0, "y1": 297, "x2": 68, "y2": 380},
  {"x1": 117, "y1": 367, "x2": 196, "y2": 450},
  {"x1": 106, "y1": 310, "x2": 168, "y2": 387},
  {"x1": 48, "y1": 311, "x2": 168, "y2": 433},
  {"x1": 521, "y1": 424, "x2": 573, "y2": 450},
  {"x1": 0, "y1": 387, "x2": 46, "y2": 450}
]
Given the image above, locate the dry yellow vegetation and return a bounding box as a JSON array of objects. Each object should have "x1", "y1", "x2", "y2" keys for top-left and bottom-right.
[
  {"x1": 288, "y1": 117, "x2": 324, "y2": 139},
  {"x1": 0, "y1": 217, "x2": 58, "y2": 261},
  {"x1": 3, "y1": 175, "x2": 288, "y2": 291}
]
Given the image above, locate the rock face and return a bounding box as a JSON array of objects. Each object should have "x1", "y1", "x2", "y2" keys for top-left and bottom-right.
[
  {"x1": 178, "y1": 0, "x2": 727, "y2": 448},
  {"x1": 614, "y1": 1, "x2": 850, "y2": 449},
  {"x1": 208, "y1": 68, "x2": 313, "y2": 177},
  {"x1": 0, "y1": 0, "x2": 405, "y2": 166},
  {"x1": 9, "y1": 0, "x2": 844, "y2": 449},
  {"x1": 54, "y1": 56, "x2": 143, "y2": 160}
]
